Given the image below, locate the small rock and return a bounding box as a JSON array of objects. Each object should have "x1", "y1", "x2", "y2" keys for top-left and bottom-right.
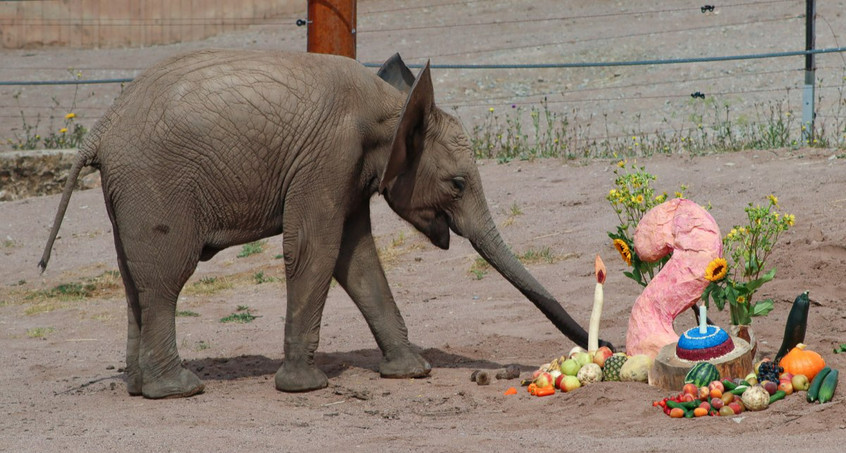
[{"x1": 475, "y1": 371, "x2": 490, "y2": 386}]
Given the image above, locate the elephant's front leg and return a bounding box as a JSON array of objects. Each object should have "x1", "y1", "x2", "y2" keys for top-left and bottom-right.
[
  {"x1": 333, "y1": 207, "x2": 431, "y2": 379},
  {"x1": 275, "y1": 217, "x2": 342, "y2": 392}
]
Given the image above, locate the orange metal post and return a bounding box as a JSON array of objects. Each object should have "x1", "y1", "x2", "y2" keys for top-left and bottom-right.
[{"x1": 307, "y1": 0, "x2": 356, "y2": 58}]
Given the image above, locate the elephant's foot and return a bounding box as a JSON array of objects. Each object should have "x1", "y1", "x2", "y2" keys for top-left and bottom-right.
[
  {"x1": 125, "y1": 365, "x2": 143, "y2": 396},
  {"x1": 380, "y1": 349, "x2": 431, "y2": 379},
  {"x1": 275, "y1": 360, "x2": 328, "y2": 392},
  {"x1": 141, "y1": 366, "x2": 205, "y2": 399}
]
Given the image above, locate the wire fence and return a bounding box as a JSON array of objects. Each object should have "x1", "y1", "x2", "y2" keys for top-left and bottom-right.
[{"x1": 1, "y1": 0, "x2": 845, "y2": 154}]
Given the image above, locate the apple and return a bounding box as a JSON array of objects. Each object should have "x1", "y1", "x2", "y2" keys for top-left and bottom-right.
[
  {"x1": 681, "y1": 393, "x2": 695, "y2": 403},
  {"x1": 559, "y1": 375, "x2": 581, "y2": 392},
  {"x1": 698, "y1": 386, "x2": 710, "y2": 401},
  {"x1": 792, "y1": 374, "x2": 810, "y2": 392},
  {"x1": 532, "y1": 369, "x2": 542, "y2": 380},
  {"x1": 554, "y1": 373, "x2": 565, "y2": 390},
  {"x1": 698, "y1": 401, "x2": 711, "y2": 410},
  {"x1": 708, "y1": 380, "x2": 725, "y2": 393},
  {"x1": 710, "y1": 397, "x2": 724, "y2": 410},
  {"x1": 761, "y1": 380, "x2": 779, "y2": 395},
  {"x1": 728, "y1": 401, "x2": 743, "y2": 414},
  {"x1": 682, "y1": 383, "x2": 699, "y2": 397},
  {"x1": 779, "y1": 371, "x2": 794, "y2": 383},
  {"x1": 535, "y1": 372, "x2": 554, "y2": 389},
  {"x1": 720, "y1": 391, "x2": 735, "y2": 406},
  {"x1": 573, "y1": 352, "x2": 593, "y2": 367},
  {"x1": 719, "y1": 406, "x2": 736, "y2": 416},
  {"x1": 593, "y1": 346, "x2": 614, "y2": 367},
  {"x1": 777, "y1": 380, "x2": 794, "y2": 395},
  {"x1": 569, "y1": 346, "x2": 587, "y2": 358},
  {"x1": 560, "y1": 359, "x2": 581, "y2": 376}
]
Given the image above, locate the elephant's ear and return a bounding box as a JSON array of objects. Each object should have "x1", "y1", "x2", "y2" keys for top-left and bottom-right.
[
  {"x1": 379, "y1": 61, "x2": 434, "y2": 193},
  {"x1": 376, "y1": 53, "x2": 416, "y2": 94}
]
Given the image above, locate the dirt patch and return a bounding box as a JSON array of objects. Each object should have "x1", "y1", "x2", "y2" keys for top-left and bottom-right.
[{"x1": 2, "y1": 148, "x2": 846, "y2": 451}]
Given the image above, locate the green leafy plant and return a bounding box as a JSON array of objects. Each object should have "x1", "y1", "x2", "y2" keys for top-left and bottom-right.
[
  {"x1": 237, "y1": 240, "x2": 267, "y2": 258},
  {"x1": 606, "y1": 161, "x2": 685, "y2": 286},
  {"x1": 701, "y1": 195, "x2": 794, "y2": 325},
  {"x1": 176, "y1": 310, "x2": 200, "y2": 317},
  {"x1": 220, "y1": 305, "x2": 258, "y2": 323},
  {"x1": 27, "y1": 327, "x2": 54, "y2": 338}
]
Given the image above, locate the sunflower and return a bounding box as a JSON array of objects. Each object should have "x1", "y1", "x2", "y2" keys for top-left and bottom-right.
[
  {"x1": 736, "y1": 295, "x2": 746, "y2": 304},
  {"x1": 704, "y1": 257, "x2": 728, "y2": 282},
  {"x1": 613, "y1": 239, "x2": 633, "y2": 266}
]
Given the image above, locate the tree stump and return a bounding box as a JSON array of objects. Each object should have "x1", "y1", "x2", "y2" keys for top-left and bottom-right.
[{"x1": 648, "y1": 336, "x2": 754, "y2": 390}]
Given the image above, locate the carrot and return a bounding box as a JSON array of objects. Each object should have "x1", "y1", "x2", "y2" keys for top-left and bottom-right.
[
  {"x1": 527, "y1": 383, "x2": 538, "y2": 395},
  {"x1": 504, "y1": 387, "x2": 518, "y2": 395},
  {"x1": 534, "y1": 386, "x2": 555, "y2": 397}
]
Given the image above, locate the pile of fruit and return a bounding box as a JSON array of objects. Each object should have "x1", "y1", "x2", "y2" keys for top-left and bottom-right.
[
  {"x1": 526, "y1": 346, "x2": 654, "y2": 396},
  {"x1": 654, "y1": 344, "x2": 839, "y2": 418}
]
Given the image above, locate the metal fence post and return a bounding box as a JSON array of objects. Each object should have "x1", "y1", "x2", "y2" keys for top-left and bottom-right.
[
  {"x1": 802, "y1": 0, "x2": 816, "y2": 144},
  {"x1": 307, "y1": 0, "x2": 357, "y2": 58}
]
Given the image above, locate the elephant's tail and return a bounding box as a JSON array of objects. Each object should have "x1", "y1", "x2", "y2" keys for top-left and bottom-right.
[{"x1": 38, "y1": 144, "x2": 98, "y2": 272}]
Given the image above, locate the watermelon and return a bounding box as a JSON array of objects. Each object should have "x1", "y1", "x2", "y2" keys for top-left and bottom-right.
[{"x1": 684, "y1": 362, "x2": 720, "y2": 387}]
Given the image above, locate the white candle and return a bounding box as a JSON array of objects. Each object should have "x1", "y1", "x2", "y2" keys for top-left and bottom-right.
[
  {"x1": 699, "y1": 304, "x2": 707, "y2": 334},
  {"x1": 588, "y1": 255, "x2": 606, "y2": 352}
]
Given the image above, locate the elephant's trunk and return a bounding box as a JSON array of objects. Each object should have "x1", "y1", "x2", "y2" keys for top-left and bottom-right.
[{"x1": 463, "y1": 210, "x2": 608, "y2": 350}]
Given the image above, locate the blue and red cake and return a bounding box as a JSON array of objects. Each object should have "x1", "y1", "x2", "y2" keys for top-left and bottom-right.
[{"x1": 676, "y1": 325, "x2": 735, "y2": 361}]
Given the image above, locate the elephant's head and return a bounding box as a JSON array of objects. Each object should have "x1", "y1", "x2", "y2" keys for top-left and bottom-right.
[{"x1": 375, "y1": 54, "x2": 613, "y2": 351}]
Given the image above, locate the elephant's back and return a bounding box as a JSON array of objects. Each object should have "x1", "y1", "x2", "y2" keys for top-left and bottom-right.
[{"x1": 93, "y1": 50, "x2": 380, "y2": 231}]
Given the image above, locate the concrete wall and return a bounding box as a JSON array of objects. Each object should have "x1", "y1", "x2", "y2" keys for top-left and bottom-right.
[{"x1": 0, "y1": 0, "x2": 305, "y2": 49}]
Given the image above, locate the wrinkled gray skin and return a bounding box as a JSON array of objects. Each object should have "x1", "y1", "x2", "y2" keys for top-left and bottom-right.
[{"x1": 40, "y1": 50, "x2": 612, "y2": 399}]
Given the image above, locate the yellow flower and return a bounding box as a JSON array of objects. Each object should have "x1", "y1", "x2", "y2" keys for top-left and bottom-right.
[
  {"x1": 655, "y1": 194, "x2": 666, "y2": 203},
  {"x1": 704, "y1": 258, "x2": 728, "y2": 282},
  {"x1": 613, "y1": 239, "x2": 632, "y2": 266},
  {"x1": 65, "y1": 112, "x2": 76, "y2": 119},
  {"x1": 617, "y1": 160, "x2": 626, "y2": 168},
  {"x1": 674, "y1": 191, "x2": 683, "y2": 198},
  {"x1": 635, "y1": 194, "x2": 644, "y2": 204},
  {"x1": 768, "y1": 194, "x2": 779, "y2": 206},
  {"x1": 785, "y1": 214, "x2": 795, "y2": 226},
  {"x1": 736, "y1": 296, "x2": 746, "y2": 304},
  {"x1": 59, "y1": 128, "x2": 68, "y2": 134}
]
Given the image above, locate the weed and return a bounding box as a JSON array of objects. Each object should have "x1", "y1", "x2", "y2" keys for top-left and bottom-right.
[
  {"x1": 237, "y1": 240, "x2": 267, "y2": 258},
  {"x1": 26, "y1": 327, "x2": 54, "y2": 338},
  {"x1": 517, "y1": 247, "x2": 557, "y2": 265},
  {"x1": 470, "y1": 89, "x2": 846, "y2": 161},
  {"x1": 220, "y1": 306, "x2": 258, "y2": 323},
  {"x1": 195, "y1": 340, "x2": 211, "y2": 351},
  {"x1": 7, "y1": 70, "x2": 89, "y2": 150},
  {"x1": 184, "y1": 276, "x2": 233, "y2": 295},
  {"x1": 253, "y1": 271, "x2": 278, "y2": 284},
  {"x1": 176, "y1": 310, "x2": 200, "y2": 317}
]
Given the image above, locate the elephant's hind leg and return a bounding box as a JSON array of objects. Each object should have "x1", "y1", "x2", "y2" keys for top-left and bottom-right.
[
  {"x1": 333, "y1": 207, "x2": 431, "y2": 379},
  {"x1": 112, "y1": 213, "x2": 205, "y2": 399}
]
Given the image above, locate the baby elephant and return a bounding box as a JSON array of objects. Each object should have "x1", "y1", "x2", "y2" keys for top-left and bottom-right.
[{"x1": 40, "y1": 50, "x2": 611, "y2": 398}]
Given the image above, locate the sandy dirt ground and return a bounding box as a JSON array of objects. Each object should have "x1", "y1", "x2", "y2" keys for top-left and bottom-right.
[{"x1": 2, "y1": 1, "x2": 846, "y2": 452}]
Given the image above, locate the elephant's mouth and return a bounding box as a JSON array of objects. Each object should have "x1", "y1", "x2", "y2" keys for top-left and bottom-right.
[{"x1": 422, "y1": 211, "x2": 451, "y2": 250}]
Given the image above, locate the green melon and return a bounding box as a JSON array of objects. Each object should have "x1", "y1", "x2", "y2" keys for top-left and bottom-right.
[{"x1": 684, "y1": 362, "x2": 720, "y2": 387}]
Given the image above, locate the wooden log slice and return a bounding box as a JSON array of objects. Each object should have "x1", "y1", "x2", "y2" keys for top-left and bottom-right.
[{"x1": 648, "y1": 336, "x2": 753, "y2": 390}]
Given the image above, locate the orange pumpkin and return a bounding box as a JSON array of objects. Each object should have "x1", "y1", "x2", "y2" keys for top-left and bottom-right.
[{"x1": 779, "y1": 343, "x2": 826, "y2": 381}]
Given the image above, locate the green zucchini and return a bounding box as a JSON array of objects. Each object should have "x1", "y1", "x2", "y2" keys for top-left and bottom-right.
[
  {"x1": 807, "y1": 366, "x2": 832, "y2": 403},
  {"x1": 818, "y1": 368, "x2": 839, "y2": 403},
  {"x1": 730, "y1": 385, "x2": 749, "y2": 395},
  {"x1": 774, "y1": 292, "x2": 811, "y2": 363},
  {"x1": 722, "y1": 379, "x2": 737, "y2": 391},
  {"x1": 768, "y1": 389, "x2": 787, "y2": 404}
]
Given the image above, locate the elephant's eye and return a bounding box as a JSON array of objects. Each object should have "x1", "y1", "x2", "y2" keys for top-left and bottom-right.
[{"x1": 451, "y1": 177, "x2": 466, "y2": 196}]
